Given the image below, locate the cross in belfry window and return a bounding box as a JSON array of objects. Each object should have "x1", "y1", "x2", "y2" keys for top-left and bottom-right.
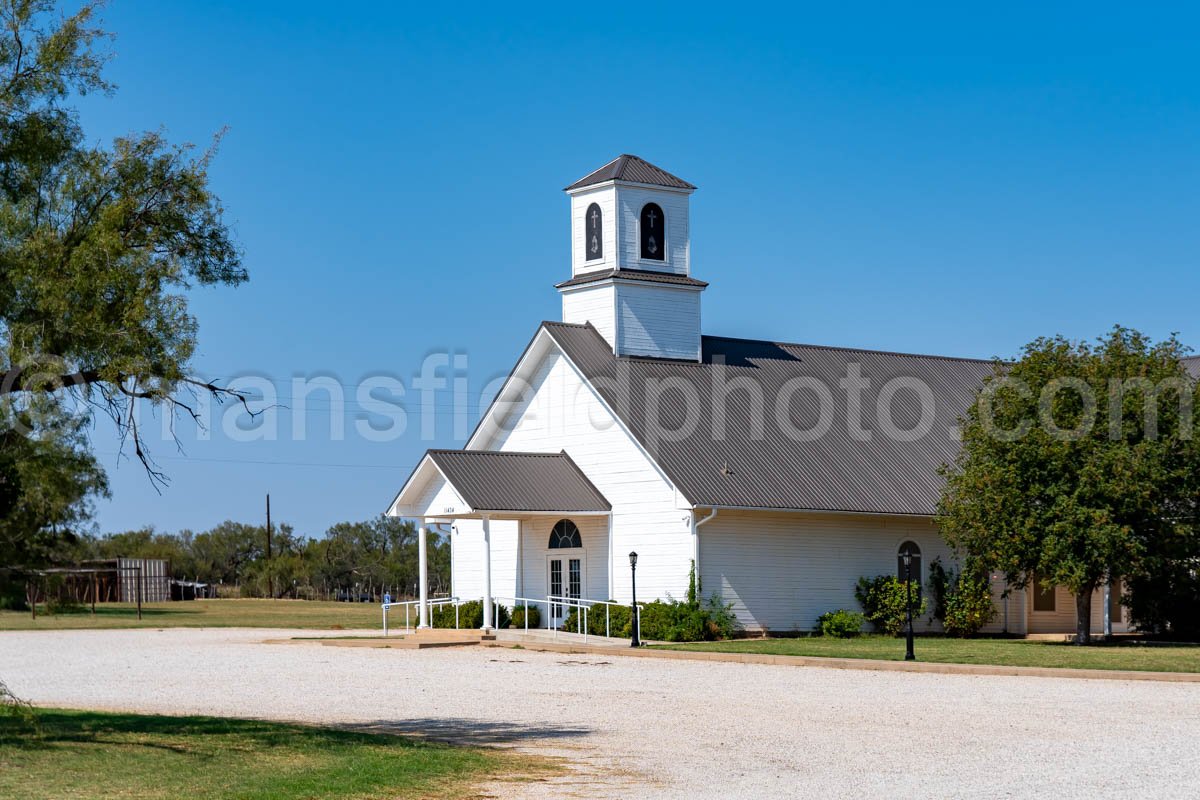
[
  {"x1": 590, "y1": 207, "x2": 599, "y2": 227},
  {"x1": 647, "y1": 208, "x2": 657, "y2": 228}
]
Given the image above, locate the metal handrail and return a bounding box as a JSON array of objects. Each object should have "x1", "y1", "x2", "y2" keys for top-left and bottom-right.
[
  {"x1": 545, "y1": 595, "x2": 636, "y2": 642},
  {"x1": 381, "y1": 596, "x2": 460, "y2": 635},
  {"x1": 382, "y1": 592, "x2": 639, "y2": 642}
]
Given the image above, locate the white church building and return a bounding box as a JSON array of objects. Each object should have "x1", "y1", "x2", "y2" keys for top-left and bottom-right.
[{"x1": 388, "y1": 154, "x2": 1132, "y2": 637}]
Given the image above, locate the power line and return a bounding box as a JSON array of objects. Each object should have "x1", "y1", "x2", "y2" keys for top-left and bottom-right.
[{"x1": 97, "y1": 451, "x2": 417, "y2": 470}]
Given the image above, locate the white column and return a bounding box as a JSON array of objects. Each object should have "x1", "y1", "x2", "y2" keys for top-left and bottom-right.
[
  {"x1": 481, "y1": 514, "x2": 493, "y2": 630},
  {"x1": 417, "y1": 523, "x2": 429, "y2": 628},
  {"x1": 607, "y1": 514, "x2": 615, "y2": 599},
  {"x1": 516, "y1": 520, "x2": 524, "y2": 598}
]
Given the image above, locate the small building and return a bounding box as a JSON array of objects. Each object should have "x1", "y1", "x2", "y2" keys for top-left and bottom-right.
[{"x1": 389, "y1": 155, "x2": 1181, "y2": 637}]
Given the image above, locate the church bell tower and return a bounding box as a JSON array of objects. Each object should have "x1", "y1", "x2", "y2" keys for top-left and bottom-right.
[{"x1": 557, "y1": 155, "x2": 707, "y2": 361}]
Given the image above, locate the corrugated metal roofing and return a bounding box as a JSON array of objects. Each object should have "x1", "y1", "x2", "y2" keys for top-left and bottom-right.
[
  {"x1": 565, "y1": 154, "x2": 696, "y2": 192},
  {"x1": 543, "y1": 322, "x2": 998, "y2": 517},
  {"x1": 427, "y1": 450, "x2": 611, "y2": 513},
  {"x1": 556, "y1": 268, "x2": 709, "y2": 290},
  {"x1": 1185, "y1": 356, "x2": 1200, "y2": 379}
]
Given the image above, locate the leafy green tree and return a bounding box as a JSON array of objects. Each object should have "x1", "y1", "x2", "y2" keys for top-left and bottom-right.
[
  {"x1": 938, "y1": 326, "x2": 1200, "y2": 643},
  {"x1": 0, "y1": 1, "x2": 248, "y2": 488}
]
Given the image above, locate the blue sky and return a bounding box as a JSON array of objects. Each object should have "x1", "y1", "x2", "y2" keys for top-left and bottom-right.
[{"x1": 81, "y1": 2, "x2": 1200, "y2": 536}]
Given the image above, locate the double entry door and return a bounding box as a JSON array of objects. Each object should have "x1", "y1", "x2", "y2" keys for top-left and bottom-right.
[{"x1": 547, "y1": 553, "x2": 585, "y2": 624}]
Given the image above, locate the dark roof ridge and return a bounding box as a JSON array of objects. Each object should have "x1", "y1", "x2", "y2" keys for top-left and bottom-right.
[
  {"x1": 701, "y1": 333, "x2": 998, "y2": 365},
  {"x1": 556, "y1": 268, "x2": 709, "y2": 290}
]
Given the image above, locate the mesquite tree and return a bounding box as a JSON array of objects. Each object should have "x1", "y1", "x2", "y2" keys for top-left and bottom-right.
[{"x1": 0, "y1": 1, "x2": 249, "y2": 492}]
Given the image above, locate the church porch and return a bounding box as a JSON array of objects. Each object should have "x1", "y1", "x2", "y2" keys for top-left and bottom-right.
[{"x1": 386, "y1": 449, "x2": 614, "y2": 632}]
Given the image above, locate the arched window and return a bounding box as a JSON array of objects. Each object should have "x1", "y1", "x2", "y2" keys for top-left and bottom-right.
[
  {"x1": 897, "y1": 541, "x2": 922, "y2": 590},
  {"x1": 584, "y1": 203, "x2": 603, "y2": 261},
  {"x1": 639, "y1": 202, "x2": 665, "y2": 261},
  {"x1": 549, "y1": 519, "x2": 582, "y2": 549}
]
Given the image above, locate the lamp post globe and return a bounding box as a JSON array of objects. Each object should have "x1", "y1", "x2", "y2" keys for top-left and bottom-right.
[
  {"x1": 629, "y1": 551, "x2": 640, "y2": 648},
  {"x1": 901, "y1": 549, "x2": 916, "y2": 661}
]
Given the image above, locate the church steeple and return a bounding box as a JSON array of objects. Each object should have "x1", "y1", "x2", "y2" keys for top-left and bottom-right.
[{"x1": 558, "y1": 155, "x2": 705, "y2": 361}]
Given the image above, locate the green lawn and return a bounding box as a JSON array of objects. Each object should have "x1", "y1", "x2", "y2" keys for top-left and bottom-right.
[
  {"x1": 656, "y1": 635, "x2": 1200, "y2": 673},
  {"x1": 0, "y1": 709, "x2": 546, "y2": 800},
  {"x1": 0, "y1": 599, "x2": 386, "y2": 631}
]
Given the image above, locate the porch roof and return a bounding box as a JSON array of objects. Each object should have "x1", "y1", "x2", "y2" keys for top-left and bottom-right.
[{"x1": 389, "y1": 449, "x2": 611, "y2": 519}]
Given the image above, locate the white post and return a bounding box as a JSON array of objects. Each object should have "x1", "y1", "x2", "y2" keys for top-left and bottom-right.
[
  {"x1": 481, "y1": 514, "x2": 493, "y2": 631},
  {"x1": 1103, "y1": 581, "x2": 1112, "y2": 638},
  {"x1": 516, "y1": 519, "x2": 524, "y2": 599},
  {"x1": 417, "y1": 523, "x2": 430, "y2": 628},
  {"x1": 606, "y1": 514, "x2": 614, "y2": 601}
]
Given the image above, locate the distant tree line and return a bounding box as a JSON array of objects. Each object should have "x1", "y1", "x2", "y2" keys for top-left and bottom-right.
[{"x1": 62, "y1": 516, "x2": 451, "y2": 602}]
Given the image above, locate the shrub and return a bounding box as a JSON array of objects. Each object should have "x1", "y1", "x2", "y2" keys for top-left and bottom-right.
[
  {"x1": 943, "y1": 573, "x2": 996, "y2": 637},
  {"x1": 562, "y1": 594, "x2": 737, "y2": 642},
  {"x1": 816, "y1": 609, "x2": 865, "y2": 638},
  {"x1": 855, "y1": 574, "x2": 927, "y2": 636},
  {"x1": 510, "y1": 604, "x2": 540, "y2": 629},
  {"x1": 431, "y1": 600, "x2": 510, "y2": 629},
  {"x1": 638, "y1": 594, "x2": 737, "y2": 642},
  {"x1": 926, "y1": 558, "x2": 997, "y2": 637}
]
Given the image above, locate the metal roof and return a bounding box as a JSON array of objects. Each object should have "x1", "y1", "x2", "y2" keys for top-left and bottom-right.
[
  {"x1": 556, "y1": 268, "x2": 709, "y2": 290},
  {"x1": 426, "y1": 450, "x2": 610, "y2": 513},
  {"x1": 565, "y1": 154, "x2": 696, "y2": 192},
  {"x1": 542, "y1": 322, "x2": 998, "y2": 517},
  {"x1": 1185, "y1": 356, "x2": 1200, "y2": 379}
]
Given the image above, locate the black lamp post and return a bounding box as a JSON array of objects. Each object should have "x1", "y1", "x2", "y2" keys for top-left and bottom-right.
[
  {"x1": 901, "y1": 548, "x2": 916, "y2": 661},
  {"x1": 629, "y1": 551, "x2": 640, "y2": 647}
]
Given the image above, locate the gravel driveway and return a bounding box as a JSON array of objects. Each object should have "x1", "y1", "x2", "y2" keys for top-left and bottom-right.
[{"x1": 3, "y1": 628, "x2": 1199, "y2": 799}]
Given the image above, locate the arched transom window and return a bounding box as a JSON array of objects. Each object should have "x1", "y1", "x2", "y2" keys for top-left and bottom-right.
[
  {"x1": 549, "y1": 519, "x2": 582, "y2": 549},
  {"x1": 897, "y1": 541, "x2": 922, "y2": 587},
  {"x1": 639, "y1": 202, "x2": 665, "y2": 261},
  {"x1": 585, "y1": 202, "x2": 603, "y2": 261}
]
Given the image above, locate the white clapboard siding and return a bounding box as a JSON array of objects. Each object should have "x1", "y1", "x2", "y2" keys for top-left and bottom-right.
[
  {"x1": 570, "y1": 186, "x2": 617, "y2": 276},
  {"x1": 409, "y1": 471, "x2": 468, "y2": 519},
  {"x1": 615, "y1": 282, "x2": 701, "y2": 360},
  {"x1": 981, "y1": 581, "x2": 1028, "y2": 636},
  {"x1": 517, "y1": 516, "x2": 610, "y2": 603},
  {"x1": 698, "y1": 510, "x2": 953, "y2": 634},
  {"x1": 561, "y1": 284, "x2": 616, "y2": 347},
  {"x1": 450, "y1": 518, "x2": 518, "y2": 603},
  {"x1": 461, "y1": 347, "x2": 692, "y2": 607},
  {"x1": 616, "y1": 186, "x2": 690, "y2": 275}
]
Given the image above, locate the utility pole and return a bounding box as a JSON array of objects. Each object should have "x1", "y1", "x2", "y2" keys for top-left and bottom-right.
[{"x1": 266, "y1": 493, "x2": 274, "y2": 599}]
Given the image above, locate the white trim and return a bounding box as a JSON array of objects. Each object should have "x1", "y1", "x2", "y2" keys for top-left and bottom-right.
[
  {"x1": 635, "y1": 200, "x2": 669, "y2": 267},
  {"x1": 566, "y1": 178, "x2": 694, "y2": 197},
  {"x1": 463, "y1": 326, "x2": 556, "y2": 450},
  {"x1": 611, "y1": 279, "x2": 620, "y2": 355},
  {"x1": 559, "y1": 277, "x2": 704, "y2": 294},
  {"x1": 463, "y1": 324, "x2": 686, "y2": 503},
  {"x1": 387, "y1": 454, "x2": 474, "y2": 519},
  {"x1": 582, "y1": 200, "x2": 604, "y2": 264}
]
